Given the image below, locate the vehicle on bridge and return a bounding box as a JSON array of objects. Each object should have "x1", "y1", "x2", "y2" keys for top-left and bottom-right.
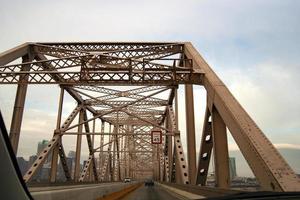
[
  {"x1": 144, "y1": 179, "x2": 154, "y2": 186},
  {"x1": 124, "y1": 177, "x2": 132, "y2": 183}
]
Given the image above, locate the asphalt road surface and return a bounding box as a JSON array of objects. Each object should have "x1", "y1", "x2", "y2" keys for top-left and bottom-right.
[{"x1": 121, "y1": 184, "x2": 181, "y2": 200}]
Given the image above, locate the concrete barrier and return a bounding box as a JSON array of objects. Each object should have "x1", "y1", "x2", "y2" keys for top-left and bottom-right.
[{"x1": 30, "y1": 182, "x2": 137, "y2": 200}]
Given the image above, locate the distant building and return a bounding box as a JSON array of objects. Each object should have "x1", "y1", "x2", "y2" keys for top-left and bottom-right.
[
  {"x1": 40, "y1": 162, "x2": 51, "y2": 180},
  {"x1": 68, "y1": 150, "x2": 76, "y2": 158},
  {"x1": 25, "y1": 139, "x2": 53, "y2": 182},
  {"x1": 83, "y1": 160, "x2": 88, "y2": 168},
  {"x1": 37, "y1": 140, "x2": 52, "y2": 163},
  {"x1": 67, "y1": 151, "x2": 76, "y2": 178},
  {"x1": 229, "y1": 157, "x2": 237, "y2": 180},
  {"x1": 57, "y1": 157, "x2": 73, "y2": 181},
  {"x1": 37, "y1": 140, "x2": 49, "y2": 154},
  {"x1": 17, "y1": 157, "x2": 28, "y2": 176},
  {"x1": 28, "y1": 155, "x2": 40, "y2": 181},
  {"x1": 29, "y1": 155, "x2": 38, "y2": 166}
]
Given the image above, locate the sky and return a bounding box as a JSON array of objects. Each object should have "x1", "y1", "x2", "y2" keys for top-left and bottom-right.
[{"x1": 0, "y1": 0, "x2": 300, "y2": 177}]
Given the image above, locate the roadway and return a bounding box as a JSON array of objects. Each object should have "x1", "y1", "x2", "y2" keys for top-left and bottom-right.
[{"x1": 121, "y1": 184, "x2": 182, "y2": 200}]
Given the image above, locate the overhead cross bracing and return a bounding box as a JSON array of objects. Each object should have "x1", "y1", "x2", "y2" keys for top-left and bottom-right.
[
  {"x1": 0, "y1": 42, "x2": 202, "y2": 85},
  {"x1": 0, "y1": 42, "x2": 299, "y2": 192}
]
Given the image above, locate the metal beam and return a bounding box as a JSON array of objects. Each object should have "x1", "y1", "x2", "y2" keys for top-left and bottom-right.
[
  {"x1": 185, "y1": 84, "x2": 196, "y2": 184},
  {"x1": 196, "y1": 107, "x2": 213, "y2": 186},
  {"x1": 74, "y1": 109, "x2": 84, "y2": 181},
  {"x1": 23, "y1": 134, "x2": 60, "y2": 182},
  {"x1": 9, "y1": 54, "x2": 33, "y2": 153},
  {"x1": 212, "y1": 107, "x2": 230, "y2": 188},
  {"x1": 82, "y1": 110, "x2": 98, "y2": 181},
  {"x1": 50, "y1": 87, "x2": 64, "y2": 182},
  {"x1": 0, "y1": 43, "x2": 30, "y2": 65}
]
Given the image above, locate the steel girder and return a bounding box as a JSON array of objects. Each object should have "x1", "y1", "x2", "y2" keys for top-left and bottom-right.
[
  {"x1": 1, "y1": 42, "x2": 299, "y2": 191},
  {"x1": 0, "y1": 43, "x2": 203, "y2": 85}
]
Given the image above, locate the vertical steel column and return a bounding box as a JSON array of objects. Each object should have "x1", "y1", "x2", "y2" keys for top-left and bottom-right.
[
  {"x1": 127, "y1": 125, "x2": 132, "y2": 178},
  {"x1": 167, "y1": 114, "x2": 173, "y2": 182},
  {"x1": 50, "y1": 88, "x2": 64, "y2": 182},
  {"x1": 120, "y1": 135, "x2": 124, "y2": 180},
  {"x1": 99, "y1": 120, "x2": 105, "y2": 171},
  {"x1": 164, "y1": 112, "x2": 170, "y2": 181},
  {"x1": 9, "y1": 54, "x2": 33, "y2": 154},
  {"x1": 107, "y1": 124, "x2": 113, "y2": 181},
  {"x1": 174, "y1": 89, "x2": 181, "y2": 183},
  {"x1": 185, "y1": 84, "x2": 196, "y2": 184},
  {"x1": 74, "y1": 109, "x2": 84, "y2": 181},
  {"x1": 125, "y1": 125, "x2": 130, "y2": 178},
  {"x1": 113, "y1": 112, "x2": 118, "y2": 181},
  {"x1": 212, "y1": 107, "x2": 230, "y2": 188},
  {"x1": 174, "y1": 147, "x2": 181, "y2": 183},
  {"x1": 116, "y1": 130, "x2": 121, "y2": 181},
  {"x1": 122, "y1": 135, "x2": 126, "y2": 179},
  {"x1": 152, "y1": 146, "x2": 155, "y2": 180},
  {"x1": 132, "y1": 129, "x2": 136, "y2": 179},
  {"x1": 175, "y1": 89, "x2": 179, "y2": 132},
  {"x1": 159, "y1": 149, "x2": 163, "y2": 181},
  {"x1": 157, "y1": 145, "x2": 161, "y2": 181},
  {"x1": 89, "y1": 119, "x2": 95, "y2": 181},
  {"x1": 112, "y1": 134, "x2": 116, "y2": 181}
]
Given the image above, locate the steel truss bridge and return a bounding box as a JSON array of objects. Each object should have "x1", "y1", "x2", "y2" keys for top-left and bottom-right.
[{"x1": 0, "y1": 42, "x2": 299, "y2": 198}]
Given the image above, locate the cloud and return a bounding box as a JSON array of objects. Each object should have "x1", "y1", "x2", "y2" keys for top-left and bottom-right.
[
  {"x1": 214, "y1": 61, "x2": 300, "y2": 142},
  {"x1": 274, "y1": 143, "x2": 300, "y2": 150},
  {"x1": 16, "y1": 106, "x2": 92, "y2": 159},
  {"x1": 228, "y1": 143, "x2": 239, "y2": 151},
  {"x1": 228, "y1": 143, "x2": 300, "y2": 151}
]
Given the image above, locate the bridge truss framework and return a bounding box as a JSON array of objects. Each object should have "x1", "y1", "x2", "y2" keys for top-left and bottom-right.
[{"x1": 0, "y1": 42, "x2": 299, "y2": 191}]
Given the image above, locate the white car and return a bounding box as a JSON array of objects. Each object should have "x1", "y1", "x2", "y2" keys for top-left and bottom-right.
[{"x1": 124, "y1": 177, "x2": 131, "y2": 183}]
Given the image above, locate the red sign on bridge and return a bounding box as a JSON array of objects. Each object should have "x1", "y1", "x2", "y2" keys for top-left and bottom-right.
[{"x1": 151, "y1": 130, "x2": 162, "y2": 144}]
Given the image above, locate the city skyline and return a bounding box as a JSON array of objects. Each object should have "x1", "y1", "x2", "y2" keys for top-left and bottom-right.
[{"x1": 16, "y1": 138, "x2": 300, "y2": 178}]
